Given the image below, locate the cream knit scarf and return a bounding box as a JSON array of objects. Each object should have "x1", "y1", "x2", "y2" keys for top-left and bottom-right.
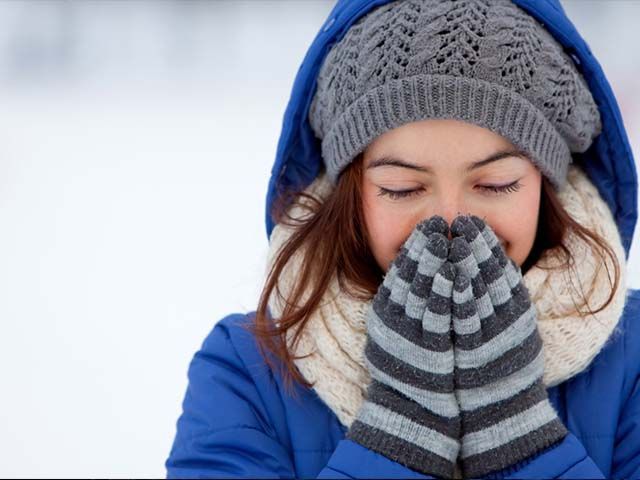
[{"x1": 266, "y1": 164, "x2": 628, "y2": 428}]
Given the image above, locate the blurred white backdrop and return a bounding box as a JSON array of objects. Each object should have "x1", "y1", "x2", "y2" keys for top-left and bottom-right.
[{"x1": 0, "y1": 1, "x2": 637, "y2": 477}]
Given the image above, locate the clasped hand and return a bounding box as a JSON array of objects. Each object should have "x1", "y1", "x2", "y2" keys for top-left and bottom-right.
[{"x1": 347, "y1": 215, "x2": 568, "y2": 479}]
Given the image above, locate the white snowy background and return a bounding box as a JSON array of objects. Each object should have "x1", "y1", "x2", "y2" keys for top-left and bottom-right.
[{"x1": 0, "y1": 1, "x2": 638, "y2": 477}]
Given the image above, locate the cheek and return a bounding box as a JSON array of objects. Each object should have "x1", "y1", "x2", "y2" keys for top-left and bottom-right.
[
  {"x1": 495, "y1": 191, "x2": 541, "y2": 267},
  {"x1": 364, "y1": 205, "x2": 539, "y2": 272},
  {"x1": 361, "y1": 176, "x2": 542, "y2": 271},
  {"x1": 362, "y1": 194, "x2": 416, "y2": 272},
  {"x1": 504, "y1": 217, "x2": 539, "y2": 268}
]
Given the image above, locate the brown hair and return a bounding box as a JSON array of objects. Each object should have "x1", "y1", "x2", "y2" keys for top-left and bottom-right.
[{"x1": 245, "y1": 153, "x2": 621, "y2": 397}]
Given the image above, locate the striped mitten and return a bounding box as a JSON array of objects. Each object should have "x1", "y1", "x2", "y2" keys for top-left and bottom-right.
[
  {"x1": 448, "y1": 214, "x2": 568, "y2": 478},
  {"x1": 346, "y1": 215, "x2": 461, "y2": 479}
]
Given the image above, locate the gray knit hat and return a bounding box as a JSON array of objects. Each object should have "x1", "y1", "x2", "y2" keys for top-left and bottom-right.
[{"x1": 308, "y1": 0, "x2": 602, "y2": 190}]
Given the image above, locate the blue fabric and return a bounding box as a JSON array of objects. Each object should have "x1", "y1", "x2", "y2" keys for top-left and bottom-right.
[
  {"x1": 165, "y1": 291, "x2": 640, "y2": 478},
  {"x1": 167, "y1": 0, "x2": 640, "y2": 477}
]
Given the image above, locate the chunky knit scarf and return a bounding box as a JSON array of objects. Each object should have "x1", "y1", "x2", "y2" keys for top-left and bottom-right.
[{"x1": 266, "y1": 164, "x2": 628, "y2": 428}]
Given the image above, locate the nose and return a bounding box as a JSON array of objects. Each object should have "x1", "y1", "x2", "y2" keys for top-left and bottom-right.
[
  {"x1": 417, "y1": 190, "x2": 479, "y2": 239},
  {"x1": 430, "y1": 208, "x2": 502, "y2": 246},
  {"x1": 444, "y1": 214, "x2": 468, "y2": 240},
  {"x1": 438, "y1": 204, "x2": 472, "y2": 241}
]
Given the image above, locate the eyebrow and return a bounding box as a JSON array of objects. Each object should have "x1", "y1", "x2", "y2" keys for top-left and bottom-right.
[{"x1": 366, "y1": 148, "x2": 529, "y2": 174}]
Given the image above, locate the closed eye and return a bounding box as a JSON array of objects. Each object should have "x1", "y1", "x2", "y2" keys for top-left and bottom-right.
[
  {"x1": 478, "y1": 181, "x2": 523, "y2": 195},
  {"x1": 376, "y1": 181, "x2": 522, "y2": 200},
  {"x1": 376, "y1": 187, "x2": 423, "y2": 199}
]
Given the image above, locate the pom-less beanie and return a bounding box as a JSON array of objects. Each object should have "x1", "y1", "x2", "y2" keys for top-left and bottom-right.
[{"x1": 308, "y1": 0, "x2": 602, "y2": 190}]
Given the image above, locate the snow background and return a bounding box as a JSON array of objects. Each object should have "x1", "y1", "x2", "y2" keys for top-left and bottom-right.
[{"x1": 0, "y1": 1, "x2": 637, "y2": 477}]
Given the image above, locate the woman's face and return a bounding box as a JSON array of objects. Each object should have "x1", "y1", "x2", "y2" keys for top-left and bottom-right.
[{"x1": 362, "y1": 118, "x2": 542, "y2": 272}]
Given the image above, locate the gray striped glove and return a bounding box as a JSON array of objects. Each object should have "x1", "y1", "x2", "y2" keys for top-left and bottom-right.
[
  {"x1": 346, "y1": 216, "x2": 461, "y2": 479},
  {"x1": 448, "y1": 214, "x2": 568, "y2": 478}
]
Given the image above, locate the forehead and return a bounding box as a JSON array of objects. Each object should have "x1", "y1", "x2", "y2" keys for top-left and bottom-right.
[
  {"x1": 365, "y1": 119, "x2": 515, "y2": 158},
  {"x1": 362, "y1": 120, "x2": 535, "y2": 175}
]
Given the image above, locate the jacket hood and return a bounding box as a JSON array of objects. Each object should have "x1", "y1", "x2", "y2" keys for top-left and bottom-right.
[{"x1": 264, "y1": 0, "x2": 637, "y2": 260}]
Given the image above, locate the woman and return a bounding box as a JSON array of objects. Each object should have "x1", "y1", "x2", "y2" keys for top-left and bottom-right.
[{"x1": 165, "y1": 0, "x2": 639, "y2": 478}]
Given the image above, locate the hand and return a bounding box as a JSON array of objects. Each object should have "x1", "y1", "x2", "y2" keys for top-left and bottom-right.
[
  {"x1": 346, "y1": 215, "x2": 461, "y2": 478},
  {"x1": 448, "y1": 214, "x2": 568, "y2": 478}
]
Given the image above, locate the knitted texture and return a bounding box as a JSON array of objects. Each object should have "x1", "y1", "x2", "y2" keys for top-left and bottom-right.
[
  {"x1": 308, "y1": 0, "x2": 602, "y2": 190},
  {"x1": 346, "y1": 216, "x2": 461, "y2": 478},
  {"x1": 448, "y1": 215, "x2": 568, "y2": 478},
  {"x1": 265, "y1": 163, "x2": 627, "y2": 434}
]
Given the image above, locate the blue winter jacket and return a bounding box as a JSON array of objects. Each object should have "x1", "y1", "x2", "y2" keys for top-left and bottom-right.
[{"x1": 166, "y1": 0, "x2": 640, "y2": 478}]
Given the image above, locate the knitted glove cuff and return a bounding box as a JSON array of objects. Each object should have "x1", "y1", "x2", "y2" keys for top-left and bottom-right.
[
  {"x1": 459, "y1": 379, "x2": 568, "y2": 478},
  {"x1": 461, "y1": 416, "x2": 567, "y2": 478},
  {"x1": 347, "y1": 387, "x2": 461, "y2": 479}
]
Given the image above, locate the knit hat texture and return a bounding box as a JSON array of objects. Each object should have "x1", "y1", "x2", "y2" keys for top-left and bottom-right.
[{"x1": 308, "y1": 0, "x2": 602, "y2": 190}]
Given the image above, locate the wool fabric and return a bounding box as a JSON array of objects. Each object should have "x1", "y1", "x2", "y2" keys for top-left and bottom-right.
[
  {"x1": 448, "y1": 215, "x2": 568, "y2": 478},
  {"x1": 308, "y1": 0, "x2": 602, "y2": 190},
  {"x1": 265, "y1": 163, "x2": 627, "y2": 431},
  {"x1": 347, "y1": 217, "x2": 461, "y2": 478}
]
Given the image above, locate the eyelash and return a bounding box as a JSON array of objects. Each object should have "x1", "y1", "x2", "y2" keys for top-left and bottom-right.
[{"x1": 377, "y1": 181, "x2": 523, "y2": 199}]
